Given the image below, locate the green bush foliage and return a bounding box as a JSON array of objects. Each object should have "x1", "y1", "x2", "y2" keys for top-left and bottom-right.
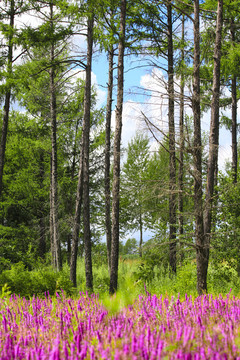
[
  {"x1": 0, "y1": 256, "x2": 239, "y2": 299},
  {"x1": 0, "y1": 262, "x2": 75, "y2": 298}
]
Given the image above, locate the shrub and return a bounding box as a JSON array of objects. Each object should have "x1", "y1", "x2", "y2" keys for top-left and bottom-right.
[{"x1": 0, "y1": 262, "x2": 75, "y2": 298}]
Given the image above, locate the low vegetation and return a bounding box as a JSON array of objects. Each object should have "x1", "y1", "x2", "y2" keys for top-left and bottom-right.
[{"x1": 0, "y1": 257, "x2": 239, "y2": 299}]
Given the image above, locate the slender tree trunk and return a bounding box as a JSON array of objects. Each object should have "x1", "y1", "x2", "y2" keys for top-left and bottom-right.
[
  {"x1": 49, "y1": 155, "x2": 55, "y2": 266},
  {"x1": 39, "y1": 150, "x2": 46, "y2": 258},
  {"x1": 50, "y1": 67, "x2": 61, "y2": 271},
  {"x1": 230, "y1": 20, "x2": 237, "y2": 184},
  {"x1": 203, "y1": 0, "x2": 223, "y2": 285},
  {"x1": 178, "y1": 15, "x2": 185, "y2": 263},
  {"x1": 231, "y1": 75, "x2": 237, "y2": 183},
  {"x1": 0, "y1": 0, "x2": 14, "y2": 199},
  {"x1": 109, "y1": 0, "x2": 126, "y2": 295},
  {"x1": 39, "y1": 217, "x2": 46, "y2": 258},
  {"x1": 139, "y1": 210, "x2": 143, "y2": 257},
  {"x1": 67, "y1": 119, "x2": 81, "y2": 266},
  {"x1": 167, "y1": 1, "x2": 177, "y2": 274},
  {"x1": 70, "y1": 13, "x2": 94, "y2": 288},
  {"x1": 49, "y1": 2, "x2": 61, "y2": 271},
  {"x1": 70, "y1": 145, "x2": 83, "y2": 286},
  {"x1": 82, "y1": 15, "x2": 94, "y2": 292},
  {"x1": 193, "y1": 0, "x2": 205, "y2": 295},
  {"x1": 105, "y1": 46, "x2": 114, "y2": 273}
]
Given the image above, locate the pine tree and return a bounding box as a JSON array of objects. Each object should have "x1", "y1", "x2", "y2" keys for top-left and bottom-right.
[{"x1": 0, "y1": 0, "x2": 29, "y2": 200}]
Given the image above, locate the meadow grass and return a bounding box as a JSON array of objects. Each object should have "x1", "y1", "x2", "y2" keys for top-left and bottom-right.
[
  {"x1": 75, "y1": 256, "x2": 240, "y2": 307},
  {"x1": 0, "y1": 255, "x2": 239, "y2": 301}
]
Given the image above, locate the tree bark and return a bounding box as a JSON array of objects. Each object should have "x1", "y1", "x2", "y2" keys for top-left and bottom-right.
[
  {"x1": 67, "y1": 117, "x2": 81, "y2": 266},
  {"x1": 0, "y1": 0, "x2": 14, "y2": 199},
  {"x1": 49, "y1": 155, "x2": 55, "y2": 266},
  {"x1": 230, "y1": 19, "x2": 237, "y2": 184},
  {"x1": 39, "y1": 216, "x2": 46, "y2": 258},
  {"x1": 70, "y1": 145, "x2": 83, "y2": 287},
  {"x1": 49, "y1": 2, "x2": 61, "y2": 271},
  {"x1": 109, "y1": 0, "x2": 126, "y2": 295},
  {"x1": 139, "y1": 210, "x2": 143, "y2": 257},
  {"x1": 50, "y1": 65, "x2": 61, "y2": 271},
  {"x1": 105, "y1": 46, "x2": 114, "y2": 273},
  {"x1": 178, "y1": 15, "x2": 185, "y2": 263},
  {"x1": 39, "y1": 150, "x2": 46, "y2": 258},
  {"x1": 82, "y1": 15, "x2": 94, "y2": 292},
  {"x1": 203, "y1": 0, "x2": 223, "y2": 288},
  {"x1": 167, "y1": 1, "x2": 177, "y2": 274},
  {"x1": 193, "y1": 0, "x2": 206, "y2": 295}
]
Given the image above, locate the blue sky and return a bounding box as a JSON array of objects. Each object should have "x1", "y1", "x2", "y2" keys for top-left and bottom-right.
[
  {"x1": 13, "y1": 4, "x2": 234, "y2": 170},
  {"x1": 91, "y1": 46, "x2": 233, "y2": 172}
]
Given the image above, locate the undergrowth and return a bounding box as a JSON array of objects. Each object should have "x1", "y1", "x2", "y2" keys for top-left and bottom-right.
[{"x1": 0, "y1": 256, "x2": 239, "y2": 299}]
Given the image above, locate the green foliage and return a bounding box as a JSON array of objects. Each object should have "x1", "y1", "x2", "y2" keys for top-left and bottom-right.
[
  {"x1": 134, "y1": 236, "x2": 170, "y2": 282},
  {"x1": 0, "y1": 262, "x2": 75, "y2": 298},
  {"x1": 101, "y1": 283, "x2": 136, "y2": 316},
  {"x1": 120, "y1": 134, "x2": 172, "y2": 240},
  {"x1": 120, "y1": 133, "x2": 150, "y2": 234},
  {"x1": 119, "y1": 238, "x2": 138, "y2": 256},
  {"x1": 0, "y1": 283, "x2": 12, "y2": 299},
  {"x1": 0, "y1": 256, "x2": 239, "y2": 300},
  {"x1": 208, "y1": 260, "x2": 240, "y2": 294},
  {"x1": 0, "y1": 111, "x2": 50, "y2": 267},
  {"x1": 93, "y1": 265, "x2": 110, "y2": 293},
  {"x1": 132, "y1": 259, "x2": 240, "y2": 298},
  {"x1": 212, "y1": 174, "x2": 240, "y2": 268}
]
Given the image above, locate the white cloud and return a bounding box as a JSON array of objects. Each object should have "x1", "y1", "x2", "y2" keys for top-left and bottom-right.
[
  {"x1": 111, "y1": 100, "x2": 149, "y2": 148},
  {"x1": 64, "y1": 68, "x2": 106, "y2": 108},
  {"x1": 140, "y1": 68, "x2": 169, "y2": 134},
  {"x1": 15, "y1": 10, "x2": 43, "y2": 29},
  {"x1": 218, "y1": 144, "x2": 231, "y2": 171},
  {"x1": 109, "y1": 68, "x2": 170, "y2": 151},
  {"x1": 119, "y1": 66, "x2": 235, "y2": 174},
  {"x1": 91, "y1": 73, "x2": 106, "y2": 107}
]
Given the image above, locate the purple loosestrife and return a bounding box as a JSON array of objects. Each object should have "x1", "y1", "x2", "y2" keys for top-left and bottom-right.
[{"x1": 0, "y1": 292, "x2": 240, "y2": 358}]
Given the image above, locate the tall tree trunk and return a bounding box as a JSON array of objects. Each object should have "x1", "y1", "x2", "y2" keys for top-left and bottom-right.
[
  {"x1": 0, "y1": 0, "x2": 14, "y2": 199},
  {"x1": 39, "y1": 150, "x2": 46, "y2": 258},
  {"x1": 50, "y1": 66, "x2": 61, "y2": 271},
  {"x1": 203, "y1": 0, "x2": 223, "y2": 288},
  {"x1": 167, "y1": 1, "x2": 177, "y2": 274},
  {"x1": 178, "y1": 15, "x2": 185, "y2": 263},
  {"x1": 82, "y1": 15, "x2": 94, "y2": 292},
  {"x1": 67, "y1": 118, "x2": 81, "y2": 266},
  {"x1": 109, "y1": 0, "x2": 126, "y2": 295},
  {"x1": 39, "y1": 216, "x2": 46, "y2": 258},
  {"x1": 49, "y1": 155, "x2": 55, "y2": 266},
  {"x1": 70, "y1": 145, "x2": 83, "y2": 287},
  {"x1": 49, "y1": 2, "x2": 61, "y2": 271},
  {"x1": 105, "y1": 46, "x2": 114, "y2": 273},
  {"x1": 193, "y1": 0, "x2": 205, "y2": 295},
  {"x1": 230, "y1": 19, "x2": 237, "y2": 184},
  {"x1": 139, "y1": 209, "x2": 143, "y2": 257},
  {"x1": 231, "y1": 75, "x2": 237, "y2": 183},
  {"x1": 69, "y1": 118, "x2": 83, "y2": 287}
]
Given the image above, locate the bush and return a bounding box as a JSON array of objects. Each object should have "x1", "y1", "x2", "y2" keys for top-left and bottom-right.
[
  {"x1": 0, "y1": 262, "x2": 75, "y2": 298},
  {"x1": 208, "y1": 260, "x2": 240, "y2": 295}
]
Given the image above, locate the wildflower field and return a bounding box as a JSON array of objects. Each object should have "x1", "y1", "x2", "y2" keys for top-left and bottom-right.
[{"x1": 0, "y1": 291, "x2": 240, "y2": 359}]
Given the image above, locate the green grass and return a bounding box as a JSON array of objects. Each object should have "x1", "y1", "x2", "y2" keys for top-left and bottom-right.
[{"x1": 1, "y1": 256, "x2": 240, "y2": 300}]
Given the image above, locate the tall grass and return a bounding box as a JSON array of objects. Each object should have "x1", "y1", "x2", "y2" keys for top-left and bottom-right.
[
  {"x1": 0, "y1": 256, "x2": 239, "y2": 299},
  {"x1": 78, "y1": 257, "x2": 240, "y2": 299}
]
